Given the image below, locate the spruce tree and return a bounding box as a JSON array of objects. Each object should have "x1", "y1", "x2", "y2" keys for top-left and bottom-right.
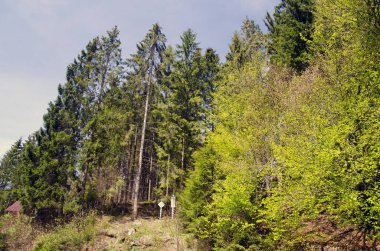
[
  {"x1": 75, "y1": 27, "x2": 124, "y2": 208},
  {"x1": 127, "y1": 23, "x2": 167, "y2": 219},
  {"x1": 226, "y1": 18, "x2": 265, "y2": 68},
  {"x1": 170, "y1": 29, "x2": 219, "y2": 179},
  {"x1": 0, "y1": 139, "x2": 22, "y2": 211},
  {"x1": 265, "y1": 0, "x2": 315, "y2": 71},
  {"x1": 0, "y1": 139, "x2": 22, "y2": 190}
]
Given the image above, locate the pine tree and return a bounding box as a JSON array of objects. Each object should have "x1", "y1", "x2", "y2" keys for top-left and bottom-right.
[
  {"x1": 170, "y1": 29, "x2": 219, "y2": 179},
  {"x1": 265, "y1": 0, "x2": 315, "y2": 72},
  {"x1": 17, "y1": 134, "x2": 41, "y2": 213},
  {"x1": 74, "y1": 27, "x2": 124, "y2": 208},
  {"x1": 0, "y1": 139, "x2": 22, "y2": 190},
  {"x1": 226, "y1": 18, "x2": 265, "y2": 68},
  {"x1": 0, "y1": 139, "x2": 22, "y2": 211},
  {"x1": 127, "y1": 23, "x2": 167, "y2": 219}
]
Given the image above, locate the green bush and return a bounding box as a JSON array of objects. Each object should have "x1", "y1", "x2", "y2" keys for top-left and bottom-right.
[{"x1": 34, "y1": 212, "x2": 97, "y2": 251}]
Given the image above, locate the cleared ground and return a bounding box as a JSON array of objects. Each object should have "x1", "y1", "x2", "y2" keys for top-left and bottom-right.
[{"x1": 86, "y1": 216, "x2": 197, "y2": 251}]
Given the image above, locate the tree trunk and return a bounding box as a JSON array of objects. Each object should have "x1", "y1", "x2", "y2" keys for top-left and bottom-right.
[
  {"x1": 132, "y1": 78, "x2": 151, "y2": 220},
  {"x1": 129, "y1": 124, "x2": 139, "y2": 201},
  {"x1": 148, "y1": 155, "x2": 153, "y2": 201},
  {"x1": 81, "y1": 163, "x2": 89, "y2": 207},
  {"x1": 180, "y1": 137, "x2": 185, "y2": 187},
  {"x1": 181, "y1": 138, "x2": 185, "y2": 170},
  {"x1": 166, "y1": 154, "x2": 171, "y2": 197},
  {"x1": 148, "y1": 133, "x2": 154, "y2": 201}
]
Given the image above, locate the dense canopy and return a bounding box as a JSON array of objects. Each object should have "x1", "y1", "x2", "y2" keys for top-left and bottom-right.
[{"x1": 1, "y1": 0, "x2": 379, "y2": 249}]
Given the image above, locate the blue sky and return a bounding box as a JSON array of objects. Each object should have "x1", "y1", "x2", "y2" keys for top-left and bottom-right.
[{"x1": 0, "y1": 0, "x2": 280, "y2": 157}]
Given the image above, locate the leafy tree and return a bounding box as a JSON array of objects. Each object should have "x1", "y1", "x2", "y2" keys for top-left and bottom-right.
[
  {"x1": 311, "y1": 0, "x2": 380, "y2": 239},
  {"x1": 182, "y1": 25, "x2": 273, "y2": 249},
  {"x1": 261, "y1": 0, "x2": 380, "y2": 248}
]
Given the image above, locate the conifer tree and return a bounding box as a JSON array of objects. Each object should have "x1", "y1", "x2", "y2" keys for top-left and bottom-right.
[
  {"x1": 265, "y1": 0, "x2": 315, "y2": 71},
  {"x1": 75, "y1": 27, "x2": 124, "y2": 207},
  {"x1": 127, "y1": 23, "x2": 167, "y2": 219},
  {"x1": 0, "y1": 139, "x2": 22, "y2": 190},
  {"x1": 226, "y1": 18, "x2": 265, "y2": 68},
  {"x1": 17, "y1": 134, "x2": 41, "y2": 213},
  {"x1": 170, "y1": 29, "x2": 219, "y2": 178},
  {"x1": 0, "y1": 139, "x2": 22, "y2": 211}
]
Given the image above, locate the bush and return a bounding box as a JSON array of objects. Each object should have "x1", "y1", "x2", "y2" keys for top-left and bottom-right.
[
  {"x1": 34, "y1": 212, "x2": 97, "y2": 251},
  {"x1": 0, "y1": 214, "x2": 36, "y2": 250}
]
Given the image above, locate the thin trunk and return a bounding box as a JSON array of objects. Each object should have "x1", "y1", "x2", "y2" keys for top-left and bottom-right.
[
  {"x1": 121, "y1": 158, "x2": 128, "y2": 205},
  {"x1": 133, "y1": 78, "x2": 151, "y2": 220},
  {"x1": 81, "y1": 163, "x2": 89, "y2": 207},
  {"x1": 181, "y1": 137, "x2": 185, "y2": 170},
  {"x1": 148, "y1": 133, "x2": 154, "y2": 201},
  {"x1": 148, "y1": 155, "x2": 153, "y2": 201},
  {"x1": 127, "y1": 124, "x2": 138, "y2": 202},
  {"x1": 166, "y1": 154, "x2": 170, "y2": 197},
  {"x1": 155, "y1": 167, "x2": 159, "y2": 201},
  {"x1": 180, "y1": 137, "x2": 185, "y2": 187},
  {"x1": 122, "y1": 150, "x2": 130, "y2": 205}
]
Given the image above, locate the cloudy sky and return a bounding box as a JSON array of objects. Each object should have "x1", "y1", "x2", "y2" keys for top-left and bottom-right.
[{"x1": 0, "y1": 0, "x2": 280, "y2": 157}]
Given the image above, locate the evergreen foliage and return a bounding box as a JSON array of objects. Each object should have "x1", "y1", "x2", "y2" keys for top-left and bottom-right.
[
  {"x1": 0, "y1": 24, "x2": 218, "y2": 219},
  {"x1": 265, "y1": 0, "x2": 315, "y2": 72}
]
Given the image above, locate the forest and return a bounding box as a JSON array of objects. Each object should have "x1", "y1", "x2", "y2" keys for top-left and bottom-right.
[{"x1": 0, "y1": 0, "x2": 379, "y2": 250}]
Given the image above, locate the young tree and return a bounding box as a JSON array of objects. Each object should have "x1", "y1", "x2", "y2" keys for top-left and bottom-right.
[
  {"x1": 181, "y1": 21, "x2": 272, "y2": 249},
  {"x1": 226, "y1": 18, "x2": 265, "y2": 67},
  {"x1": 0, "y1": 139, "x2": 22, "y2": 211}
]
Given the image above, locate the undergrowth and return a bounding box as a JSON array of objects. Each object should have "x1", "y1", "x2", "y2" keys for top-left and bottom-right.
[
  {"x1": 34, "y1": 212, "x2": 97, "y2": 251},
  {"x1": 0, "y1": 214, "x2": 35, "y2": 250}
]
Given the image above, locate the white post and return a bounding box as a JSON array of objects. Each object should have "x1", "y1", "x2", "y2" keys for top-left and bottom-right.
[{"x1": 171, "y1": 194, "x2": 176, "y2": 219}]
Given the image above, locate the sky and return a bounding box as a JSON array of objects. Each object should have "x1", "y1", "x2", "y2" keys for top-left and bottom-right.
[{"x1": 0, "y1": 0, "x2": 280, "y2": 157}]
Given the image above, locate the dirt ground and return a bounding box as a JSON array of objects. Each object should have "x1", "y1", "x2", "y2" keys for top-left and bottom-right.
[{"x1": 84, "y1": 216, "x2": 197, "y2": 251}]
